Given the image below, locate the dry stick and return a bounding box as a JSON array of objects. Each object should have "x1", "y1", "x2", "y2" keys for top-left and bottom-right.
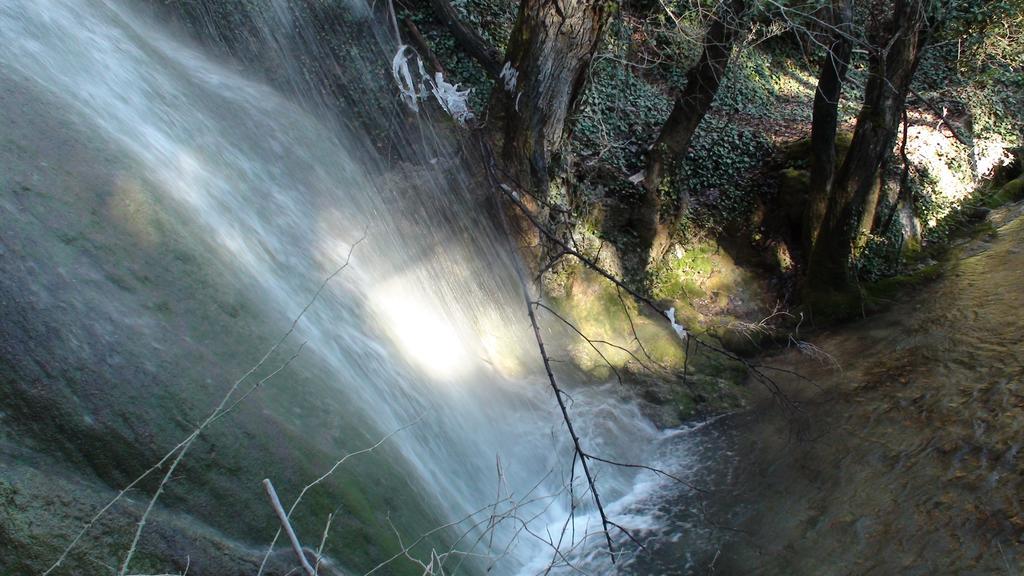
[
  {"x1": 504, "y1": 217, "x2": 618, "y2": 563},
  {"x1": 313, "y1": 510, "x2": 338, "y2": 576},
  {"x1": 256, "y1": 419, "x2": 421, "y2": 576},
  {"x1": 263, "y1": 479, "x2": 317, "y2": 576}
]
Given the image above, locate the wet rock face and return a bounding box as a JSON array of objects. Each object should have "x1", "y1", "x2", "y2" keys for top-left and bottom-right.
[
  {"x1": 0, "y1": 69, "x2": 277, "y2": 572},
  {"x1": 0, "y1": 67, "x2": 428, "y2": 576}
]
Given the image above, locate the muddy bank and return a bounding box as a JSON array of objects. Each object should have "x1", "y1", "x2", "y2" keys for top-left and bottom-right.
[{"x1": 627, "y1": 202, "x2": 1024, "y2": 574}]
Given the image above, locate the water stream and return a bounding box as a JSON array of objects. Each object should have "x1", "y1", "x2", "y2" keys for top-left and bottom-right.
[
  {"x1": 0, "y1": 0, "x2": 700, "y2": 573},
  {"x1": 630, "y1": 204, "x2": 1024, "y2": 574},
  {"x1": 3, "y1": 1, "x2": 1023, "y2": 574}
]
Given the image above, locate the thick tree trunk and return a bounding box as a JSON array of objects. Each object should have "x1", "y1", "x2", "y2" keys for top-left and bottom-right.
[
  {"x1": 643, "y1": 0, "x2": 747, "y2": 202},
  {"x1": 855, "y1": 173, "x2": 883, "y2": 251},
  {"x1": 803, "y1": 0, "x2": 853, "y2": 256},
  {"x1": 807, "y1": 0, "x2": 927, "y2": 292},
  {"x1": 622, "y1": 0, "x2": 747, "y2": 270},
  {"x1": 490, "y1": 0, "x2": 611, "y2": 198}
]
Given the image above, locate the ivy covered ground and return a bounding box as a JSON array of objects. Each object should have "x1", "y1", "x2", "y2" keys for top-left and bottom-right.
[{"x1": 398, "y1": 0, "x2": 1022, "y2": 419}]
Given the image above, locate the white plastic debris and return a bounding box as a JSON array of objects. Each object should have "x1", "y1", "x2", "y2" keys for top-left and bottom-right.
[
  {"x1": 665, "y1": 307, "x2": 688, "y2": 340},
  {"x1": 392, "y1": 45, "x2": 423, "y2": 112},
  {"x1": 391, "y1": 45, "x2": 474, "y2": 125},
  {"x1": 499, "y1": 61, "x2": 519, "y2": 93},
  {"x1": 429, "y1": 72, "x2": 474, "y2": 125}
]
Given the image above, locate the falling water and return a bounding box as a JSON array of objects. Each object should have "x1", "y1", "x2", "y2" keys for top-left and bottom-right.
[{"x1": 0, "y1": 0, "x2": 709, "y2": 573}]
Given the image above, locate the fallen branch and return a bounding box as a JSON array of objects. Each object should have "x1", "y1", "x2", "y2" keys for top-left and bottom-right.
[
  {"x1": 426, "y1": 0, "x2": 503, "y2": 77},
  {"x1": 492, "y1": 171, "x2": 618, "y2": 563},
  {"x1": 516, "y1": 258, "x2": 618, "y2": 562},
  {"x1": 402, "y1": 17, "x2": 444, "y2": 76},
  {"x1": 263, "y1": 479, "x2": 317, "y2": 576},
  {"x1": 256, "y1": 419, "x2": 421, "y2": 576},
  {"x1": 909, "y1": 87, "x2": 973, "y2": 150}
]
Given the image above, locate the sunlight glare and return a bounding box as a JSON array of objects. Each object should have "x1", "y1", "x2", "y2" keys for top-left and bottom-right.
[{"x1": 370, "y1": 280, "x2": 472, "y2": 380}]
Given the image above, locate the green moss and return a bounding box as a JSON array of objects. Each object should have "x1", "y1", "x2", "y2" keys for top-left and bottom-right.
[
  {"x1": 984, "y1": 176, "x2": 1024, "y2": 207},
  {"x1": 651, "y1": 242, "x2": 719, "y2": 302},
  {"x1": 866, "y1": 263, "x2": 944, "y2": 301},
  {"x1": 781, "y1": 131, "x2": 854, "y2": 169},
  {"x1": 802, "y1": 263, "x2": 945, "y2": 323},
  {"x1": 777, "y1": 167, "x2": 810, "y2": 218},
  {"x1": 552, "y1": 268, "x2": 686, "y2": 373}
]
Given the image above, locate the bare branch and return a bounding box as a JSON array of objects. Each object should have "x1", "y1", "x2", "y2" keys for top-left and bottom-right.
[{"x1": 583, "y1": 452, "x2": 707, "y2": 493}]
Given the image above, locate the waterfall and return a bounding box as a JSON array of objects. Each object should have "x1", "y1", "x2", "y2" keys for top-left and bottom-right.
[{"x1": 0, "y1": 0, "x2": 703, "y2": 573}]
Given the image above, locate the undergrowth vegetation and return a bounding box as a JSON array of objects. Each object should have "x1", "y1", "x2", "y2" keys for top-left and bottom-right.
[{"x1": 407, "y1": 0, "x2": 1023, "y2": 335}]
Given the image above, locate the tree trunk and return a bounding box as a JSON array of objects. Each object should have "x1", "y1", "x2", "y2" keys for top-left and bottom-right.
[
  {"x1": 803, "y1": 0, "x2": 853, "y2": 256},
  {"x1": 807, "y1": 0, "x2": 927, "y2": 292},
  {"x1": 624, "y1": 0, "x2": 747, "y2": 270},
  {"x1": 490, "y1": 0, "x2": 611, "y2": 198},
  {"x1": 855, "y1": 172, "x2": 883, "y2": 251}
]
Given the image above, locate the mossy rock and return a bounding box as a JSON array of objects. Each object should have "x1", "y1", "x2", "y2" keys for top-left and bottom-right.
[
  {"x1": 984, "y1": 176, "x2": 1024, "y2": 208},
  {"x1": 781, "y1": 131, "x2": 854, "y2": 169},
  {"x1": 801, "y1": 263, "x2": 945, "y2": 323},
  {"x1": 866, "y1": 263, "x2": 944, "y2": 302},
  {"x1": 778, "y1": 167, "x2": 810, "y2": 221}
]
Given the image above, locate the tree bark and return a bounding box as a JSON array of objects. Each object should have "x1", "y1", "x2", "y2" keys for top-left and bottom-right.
[
  {"x1": 803, "y1": 0, "x2": 853, "y2": 256},
  {"x1": 490, "y1": 0, "x2": 612, "y2": 198},
  {"x1": 807, "y1": 0, "x2": 928, "y2": 292}
]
